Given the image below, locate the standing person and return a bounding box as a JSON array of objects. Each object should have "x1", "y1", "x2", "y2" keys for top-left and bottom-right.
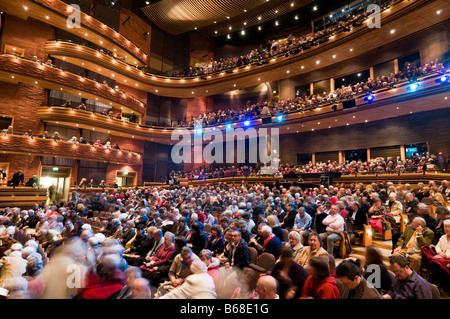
[{"x1": 8, "y1": 170, "x2": 24, "y2": 187}]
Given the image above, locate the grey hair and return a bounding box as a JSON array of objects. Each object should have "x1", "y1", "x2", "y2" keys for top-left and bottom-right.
[
  {"x1": 417, "y1": 203, "x2": 429, "y2": 211},
  {"x1": 443, "y1": 219, "x2": 450, "y2": 226},
  {"x1": 180, "y1": 246, "x2": 192, "y2": 257},
  {"x1": 26, "y1": 252, "x2": 43, "y2": 274},
  {"x1": 288, "y1": 231, "x2": 301, "y2": 241},
  {"x1": 164, "y1": 231, "x2": 175, "y2": 243},
  {"x1": 413, "y1": 217, "x2": 427, "y2": 227},
  {"x1": 261, "y1": 225, "x2": 273, "y2": 236},
  {"x1": 199, "y1": 249, "x2": 212, "y2": 260},
  {"x1": 124, "y1": 266, "x2": 142, "y2": 278}
]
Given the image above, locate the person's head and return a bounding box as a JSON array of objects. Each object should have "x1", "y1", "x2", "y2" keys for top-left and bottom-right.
[
  {"x1": 261, "y1": 225, "x2": 273, "y2": 239},
  {"x1": 443, "y1": 219, "x2": 450, "y2": 236},
  {"x1": 164, "y1": 231, "x2": 175, "y2": 246},
  {"x1": 330, "y1": 205, "x2": 340, "y2": 215},
  {"x1": 131, "y1": 278, "x2": 151, "y2": 299},
  {"x1": 308, "y1": 256, "x2": 330, "y2": 279},
  {"x1": 199, "y1": 249, "x2": 213, "y2": 266},
  {"x1": 255, "y1": 275, "x2": 279, "y2": 299},
  {"x1": 266, "y1": 215, "x2": 280, "y2": 228},
  {"x1": 417, "y1": 203, "x2": 429, "y2": 218},
  {"x1": 174, "y1": 236, "x2": 187, "y2": 253},
  {"x1": 180, "y1": 246, "x2": 194, "y2": 266},
  {"x1": 336, "y1": 260, "x2": 361, "y2": 290},
  {"x1": 190, "y1": 259, "x2": 208, "y2": 274},
  {"x1": 153, "y1": 228, "x2": 162, "y2": 241},
  {"x1": 25, "y1": 252, "x2": 43, "y2": 277},
  {"x1": 390, "y1": 255, "x2": 412, "y2": 280},
  {"x1": 126, "y1": 220, "x2": 134, "y2": 229},
  {"x1": 364, "y1": 245, "x2": 383, "y2": 265},
  {"x1": 307, "y1": 232, "x2": 323, "y2": 251},
  {"x1": 237, "y1": 268, "x2": 258, "y2": 293},
  {"x1": 280, "y1": 245, "x2": 294, "y2": 261},
  {"x1": 211, "y1": 224, "x2": 223, "y2": 238},
  {"x1": 288, "y1": 231, "x2": 301, "y2": 247},
  {"x1": 435, "y1": 206, "x2": 450, "y2": 220},
  {"x1": 388, "y1": 193, "x2": 397, "y2": 203},
  {"x1": 231, "y1": 229, "x2": 242, "y2": 245},
  {"x1": 411, "y1": 217, "x2": 426, "y2": 231},
  {"x1": 124, "y1": 266, "x2": 142, "y2": 287},
  {"x1": 224, "y1": 229, "x2": 233, "y2": 242},
  {"x1": 179, "y1": 217, "x2": 187, "y2": 228}
]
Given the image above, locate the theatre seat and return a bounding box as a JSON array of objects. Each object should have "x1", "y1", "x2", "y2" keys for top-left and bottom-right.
[{"x1": 249, "y1": 252, "x2": 276, "y2": 275}]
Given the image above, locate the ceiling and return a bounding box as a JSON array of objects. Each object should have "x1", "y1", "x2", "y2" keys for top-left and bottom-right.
[{"x1": 140, "y1": 0, "x2": 316, "y2": 36}]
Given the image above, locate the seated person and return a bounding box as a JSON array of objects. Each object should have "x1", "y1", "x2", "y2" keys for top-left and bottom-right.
[
  {"x1": 392, "y1": 217, "x2": 434, "y2": 273},
  {"x1": 271, "y1": 246, "x2": 307, "y2": 299},
  {"x1": 319, "y1": 205, "x2": 345, "y2": 256},
  {"x1": 383, "y1": 255, "x2": 432, "y2": 299},
  {"x1": 255, "y1": 275, "x2": 280, "y2": 299},
  {"x1": 296, "y1": 232, "x2": 329, "y2": 268},
  {"x1": 336, "y1": 260, "x2": 381, "y2": 299},
  {"x1": 224, "y1": 229, "x2": 250, "y2": 270},
  {"x1": 205, "y1": 224, "x2": 225, "y2": 256},
  {"x1": 259, "y1": 225, "x2": 282, "y2": 260},
  {"x1": 428, "y1": 219, "x2": 450, "y2": 293},
  {"x1": 25, "y1": 175, "x2": 38, "y2": 187},
  {"x1": 385, "y1": 193, "x2": 404, "y2": 224},
  {"x1": 154, "y1": 246, "x2": 199, "y2": 297},
  {"x1": 301, "y1": 256, "x2": 340, "y2": 299}
]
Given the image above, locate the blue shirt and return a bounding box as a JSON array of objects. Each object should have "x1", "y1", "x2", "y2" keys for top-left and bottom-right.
[
  {"x1": 387, "y1": 270, "x2": 433, "y2": 299},
  {"x1": 294, "y1": 212, "x2": 312, "y2": 231}
]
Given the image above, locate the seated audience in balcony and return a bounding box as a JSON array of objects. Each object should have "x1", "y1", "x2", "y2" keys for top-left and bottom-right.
[
  {"x1": 112, "y1": 143, "x2": 120, "y2": 150},
  {"x1": 62, "y1": 100, "x2": 71, "y2": 108},
  {"x1": 78, "y1": 178, "x2": 88, "y2": 188},
  {"x1": 78, "y1": 137, "x2": 88, "y2": 144},
  {"x1": 24, "y1": 129, "x2": 33, "y2": 137},
  {"x1": 129, "y1": 111, "x2": 138, "y2": 123},
  {"x1": 52, "y1": 132, "x2": 61, "y2": 140},
  {"x1": 25, "y1": 175, "x2": 38, "y2": 187},
  {"x1": 3, "y1": 125, "x2": 13, "y2": 135},
  {"x1": 93, "y1": 140, "x2": 103, "y2": 147},
  {"x1": 8, "y1": 170, "x2": 24, "y2": 187},
  {"x1": 37, "y1": 131, "x2": 50, "y2": 139},
  {"x1": 104, "y1": 141, "x2": 112, "y2": 149},
  {"x1": 77, "y1": 103, "x2": 87, "y2": 110},
  {"x1": 68, "y1": 136, "x2": 78, "y2": 143},
  {"x1": 383, "y1": 255, "x2": 432, "y2": 299}
]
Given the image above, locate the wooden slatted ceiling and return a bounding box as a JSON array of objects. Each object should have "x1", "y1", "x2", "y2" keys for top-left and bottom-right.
[{"x1": 141, "y1": 0, "x2": 314, "y2": 36}]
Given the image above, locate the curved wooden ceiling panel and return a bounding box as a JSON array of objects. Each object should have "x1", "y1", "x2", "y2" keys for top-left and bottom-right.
[{"x1": 141, "y1": 0, "x2": 314, "y2": 36}]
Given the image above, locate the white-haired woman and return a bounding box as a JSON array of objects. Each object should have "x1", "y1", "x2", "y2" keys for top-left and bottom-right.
[
  {"x1": 158, "y1": 259, "x2": 216, "y2": 299},
  {"x1": 278, "y1": 231, "x2": 304, "y2": 262}
]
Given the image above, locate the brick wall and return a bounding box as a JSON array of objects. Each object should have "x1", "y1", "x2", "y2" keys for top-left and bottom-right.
[
  {"x1": 1, "y1": 15, "x2": 55, "y2": 61},
  {"x1": 0, "y1": 82, "x2": 45, "y2": 134},
  {"x1": 106, "y1": 163, "x2": 143, "y2": 185},
  {"x1": 0, "y1": 153, "x2": 41, "y2": 182},
  {"x1": 186, "y1": 96, "x2": 214, "y2": 120},
  {"x1": 109, "y1": 136, "x2": 144, "y2": 154}
]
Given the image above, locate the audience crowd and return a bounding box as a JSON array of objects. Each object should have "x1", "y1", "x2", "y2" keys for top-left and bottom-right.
[{"x1": 0, "y1": 175, "x2": 449, "y2": 299}]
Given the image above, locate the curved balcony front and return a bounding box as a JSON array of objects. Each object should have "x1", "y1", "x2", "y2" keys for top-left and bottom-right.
[
  {"x1": 39, "y1": 0, "x2": 449, "y2": 98},
  {"x1": 0, "y1": 0, "x2": 147, "y2": 67},
  {"x1": 0, "y1": 54, "x2": 145, "y2": 115},
  {"x1": 0, "y1": 133, "x2": 143, "y2": 166},
  {"x1": 35, "y1": 72, "x2": 449, "y2": 144}
]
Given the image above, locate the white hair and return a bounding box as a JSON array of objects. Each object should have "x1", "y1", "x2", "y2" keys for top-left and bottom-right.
[
  {"x1": 261, "y1": 225, "x2": 273, "y2": 236},
  {"x1": 443, "y1": 220, "x2": 450, "y2": 226}
]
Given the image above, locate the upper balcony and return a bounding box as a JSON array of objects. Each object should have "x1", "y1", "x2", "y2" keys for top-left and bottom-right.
[
  {"x1": 0, "y1": 133, "x2": 143, "y2": 166},
  {"x1": 35, "y1": 72, "x2": 450, "y2": 144},
  {"x1": 0, "y1": 54, "x2": 145, "y2": 115},
  {"x1": 38, "y1": 0, "x2": 449, "y2": 97},
  {"x1": 0, "y1": 0, "x2": 148, "y2": 67}
]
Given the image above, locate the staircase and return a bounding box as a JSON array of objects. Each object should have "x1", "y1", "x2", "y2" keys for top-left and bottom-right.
[{"x1": 335, "y1": 237, "x2": 393, "y2": 267}]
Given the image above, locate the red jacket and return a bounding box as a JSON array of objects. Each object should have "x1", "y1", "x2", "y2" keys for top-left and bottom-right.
[{"x1": 301, "y1": 275, "x2": 340, "y2": 299}]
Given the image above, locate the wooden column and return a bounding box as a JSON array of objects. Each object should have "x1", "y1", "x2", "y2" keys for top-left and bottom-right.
[
  {"x1": 338, "y1": 150, "x2": 344, "y2": 163},
  {"x1": 312, "y1": 152, "x2": 316, "y2": 164},
  {"x1": 367, "y1": 148, "x2": 371, "y2": 161},
  {"x1": 370, "y1": 66, "x2": 374, "y2": 79},
  {"x1": 394, "y1": 59, "x2": 399, "y2": 74},
  {"x1": 400, "y1": 145, "x2": 406, "y2": 161},
  {"x1": 330, "y1": 78, "x2": 335, "y2": 92},
  {"x1": 310, "y1": 82, "x2": 314, "y2": 95}
]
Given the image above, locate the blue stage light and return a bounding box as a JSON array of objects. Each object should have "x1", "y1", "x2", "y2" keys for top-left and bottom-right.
[
  {"x1": 408, "y1": 82, "x2": 420, "y2": 91},
  {"x1": 244, "y1": 120, "x2": 250, "y2": 126},
  {"x1": 226, "y1": 124, "x2": 232, "y2": 129},
  {"x1": 364, "y1": 94, "x2": 375, "y2": 103},
  {"x1": 196, "y1": 128, "x2": 202, "y2": 134},
  {"x1": 276, "y1": 115, "x2": 283, "y2": 122},
  {"x1": 436, "y1": 74, "x2": 449, "y2": 83},
  {"x1": 212, "y1": 127, "x2": 216, "y2": 131}
]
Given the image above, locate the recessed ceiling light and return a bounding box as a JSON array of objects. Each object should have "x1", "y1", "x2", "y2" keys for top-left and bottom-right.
[
  {"x1": 436, "y1": 10, "x2": 441, "y2": 14},
  {"x1": 313, "y1": 6, "x2": 318, "y2": 11},
  {"x1": 295, "y1": 15, "x2": 299, "y2": 20},
  {"x1": 316, "y1": 60, "x2": 320, "y2": 64},
  {"x1": 301, "y1": 66, "x2": 304, "y2": 69},
  {"x1": 286, "y1": 70, "x2": 290, "y2": 74},
  {"x1": 275, "y1": 21, "x2": 279, "y2": 26},
  {"x1": 258, "y1": 16, "x2": 262, "y2": 20},
  {"x1": 229, "y1": 26, "x2": 232, "y2": 30},
  {"x1": 214, "y1": 30, "x2": 218, "y2": 34},
  {"x1": 241, "y1": 30, "x2": 245, "y2": 35},
  {"x1": 258, "y1": 26, "x2": 262, "y2": 31},
  {"x1": 350, "y1": 48, "x2": 353, "y2": 51},
  {"x1": 243, "y1": 22, "x2": 247, "y2": 25},
  {"x1": 333, "y1": 54, "x2": 336, "y2": 58},
  {"x1": 390, "y1": 29, "x2": 396, "y2": 34},
  {"x1": 291, "y1": 2, "x2": 295, "y2": 7}
]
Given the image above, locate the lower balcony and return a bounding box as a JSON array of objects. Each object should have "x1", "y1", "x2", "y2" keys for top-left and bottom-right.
[{"x1": 0, "y1": 133, "x2": 143, "y2": 166}]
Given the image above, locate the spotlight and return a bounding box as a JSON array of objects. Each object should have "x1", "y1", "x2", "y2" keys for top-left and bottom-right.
[
  {"x1": 212, "y1": 127, "x2": 217, "y2": 131},
  {"x1": 435, "y1": 74, "x2": 449, "y2": 84},
  {"x1": 407, "y1": 82, "x2": 420, "y2": 92},
  {"x1": 244, "y1": 120, "x2": 250, "y2": 126},
  {"x1": 226, "y1": 124, "x2": 232, "y2": 129},
  {"x1": 276, "y1": 115, "x2": 283, "y2": 122},
  {"x1": 364, "y1": 94, "x2": 375, "y2": 103},
  {"x1": 196, "y1": 128, "x2": 202, "y2": 134}
]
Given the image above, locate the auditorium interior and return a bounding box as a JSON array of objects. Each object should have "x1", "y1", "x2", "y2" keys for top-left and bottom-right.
[{"x1": 0, "y1": 0, "x2": 449, "y2": 301}]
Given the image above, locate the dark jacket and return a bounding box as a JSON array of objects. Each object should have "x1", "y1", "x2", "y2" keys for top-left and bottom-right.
[
  {"x1": 188, "y1": 230, "x2": 208, "y2": 256},
  {"x1": 263, "y1": 236, "x2": 283, "y2": 260},
  {"x1": 271, "y1": 260, "x2": 308, "y2": 299},
  {"x1": 312, "y1": 212, "x2": 328, "y2": 234},
  {"x1": 227, "y1": 239, "x2": 250, "y2": 269},
  {"x1": 9, "y1": 172, "x2": 24, "y2": 186},
  {"x1": 272, "y1": 226, "x2": 284, "y2": 241},
  {"x1": 206, "y1": 234, "x2": 225, "y2": 256},
  {"x1": 283, "y1": 209, "x2": 297, "y2": 230},
  {"x1": 396, "y1": 225, "x2": 434, "y2": 249}
]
